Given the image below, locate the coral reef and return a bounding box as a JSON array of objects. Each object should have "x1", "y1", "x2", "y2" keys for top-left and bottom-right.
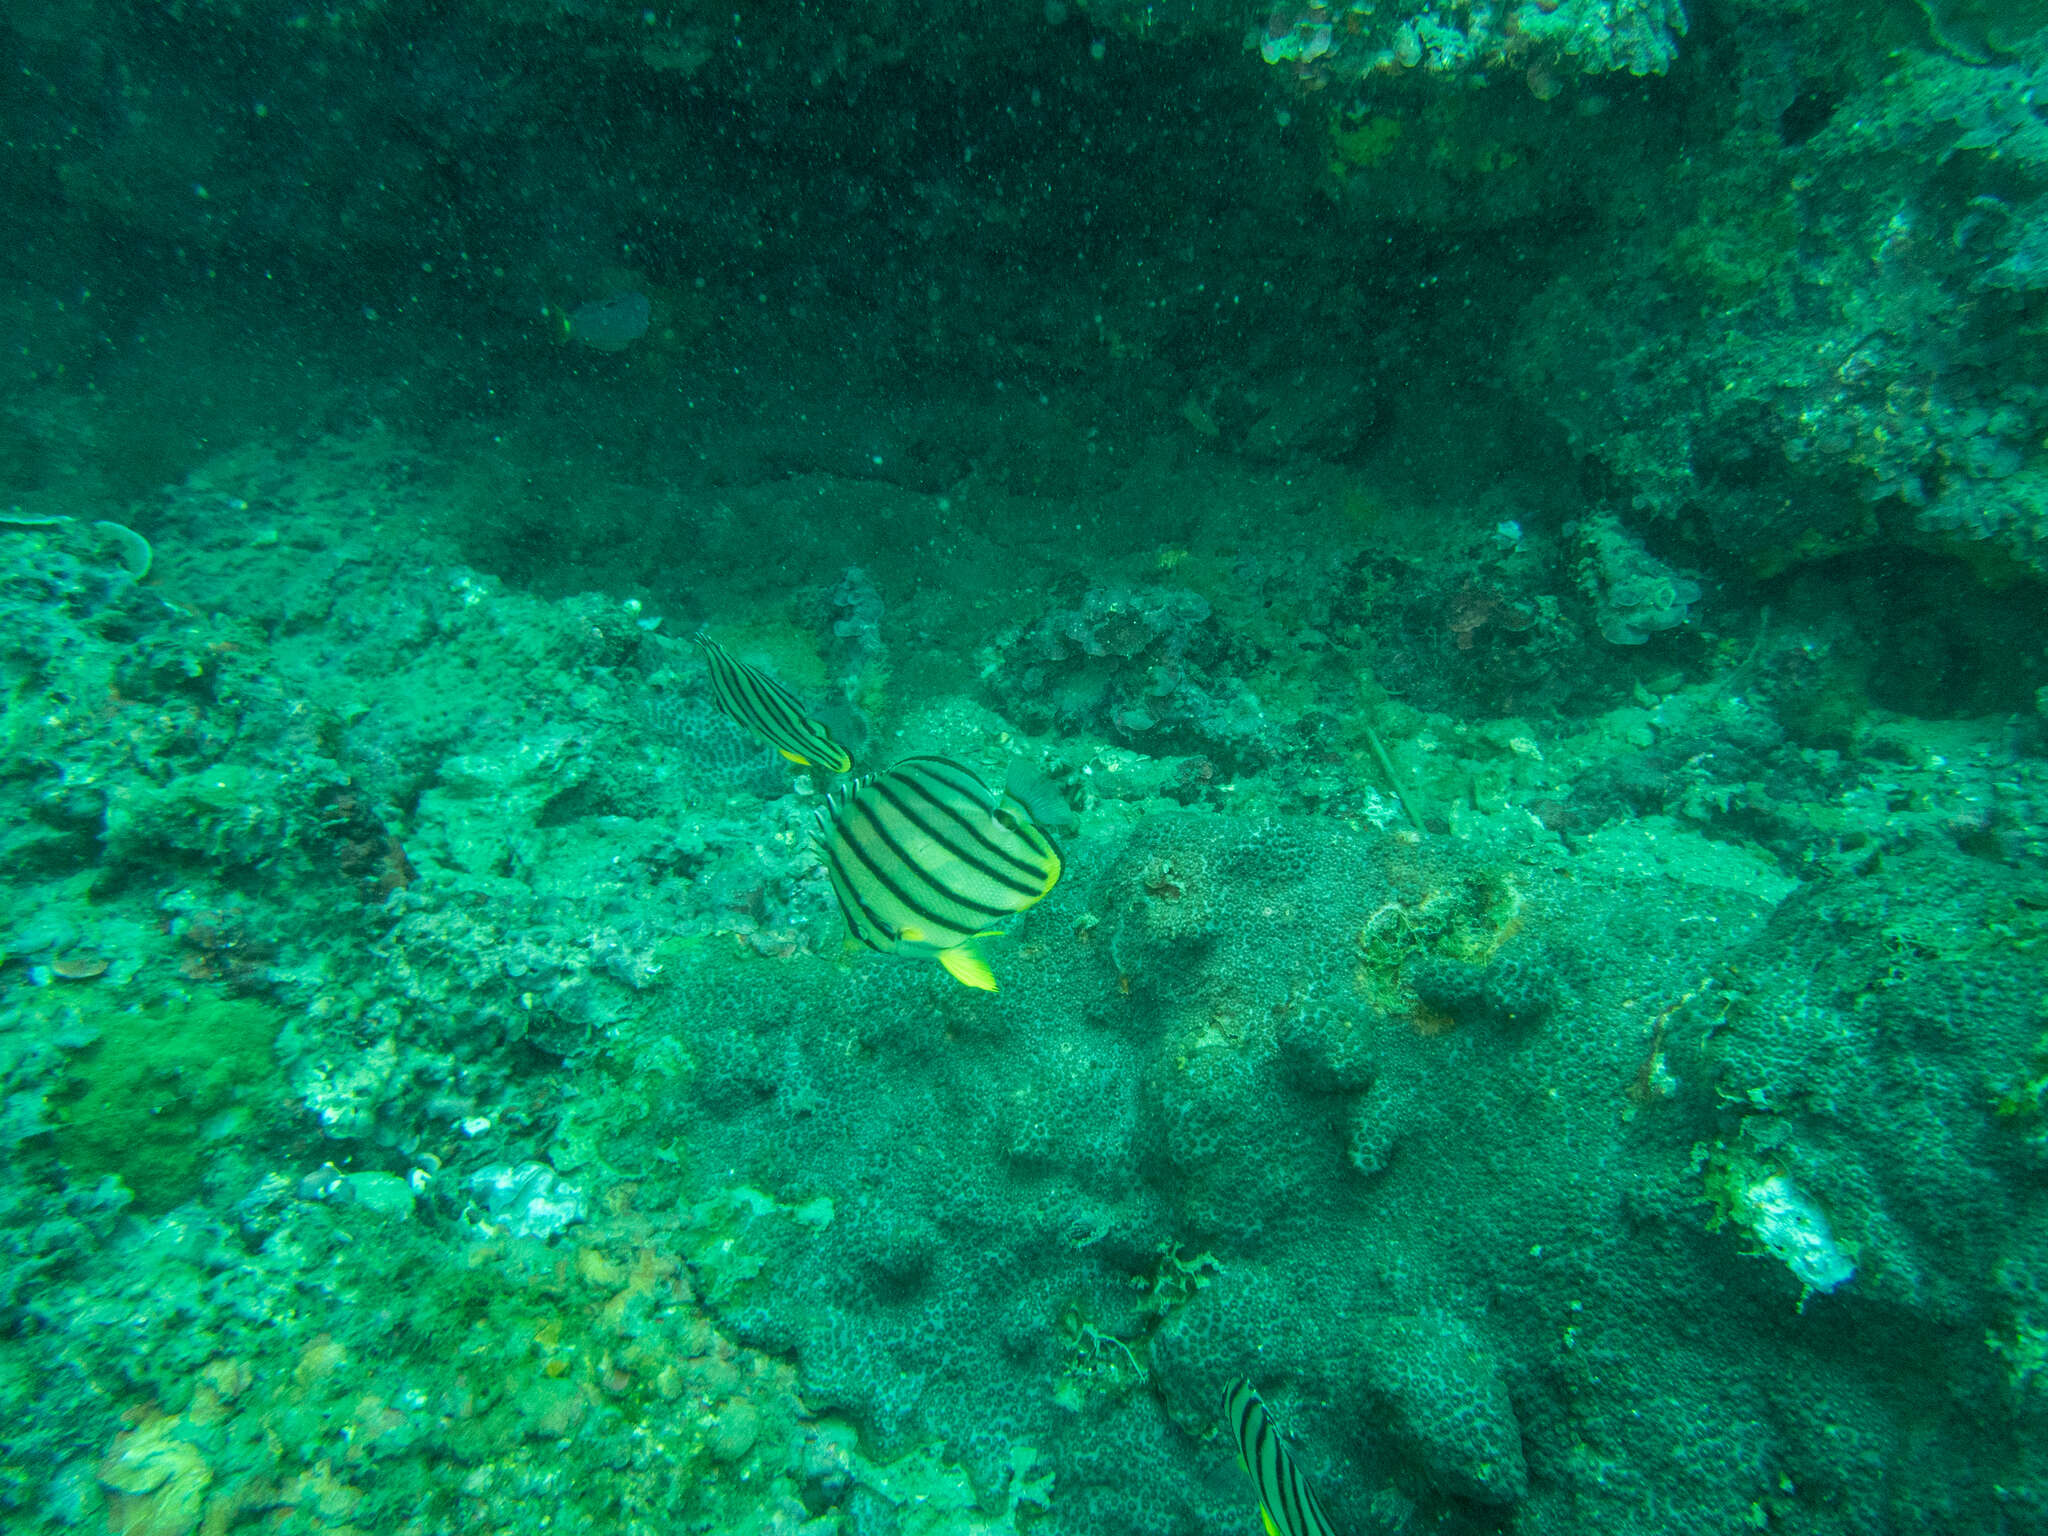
[
  {"x1": 7, "y1": 408, "x2": 2048, "y2": 1533},
  {"x1": 988, "y1": 586, "x2": 1283, "y2": 772},
  {"x1": 1258, "y1": 0, "x2": 1689, "y2": 88},
  {"x1": 1575, "y1": 513, "x2": 1705, "y2": 646},
  {"x1": 1357, "y1": 1311, "x2": 1529, "y2": 1504},
  {"x1": 48, "y1": 994, "x2": 287, "y2": 1214}
]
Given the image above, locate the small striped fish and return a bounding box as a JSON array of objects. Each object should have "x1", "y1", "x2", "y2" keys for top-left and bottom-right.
[
  {"x1": 1222, "y1": 1380, "x2": 1339, "y2": 1536},
  {"x1": 816, "y1": 755, "x2": 1062, "y2": 991},
  {"x1": 692, "y1": 632, "x2": 852, "y2": 774}
]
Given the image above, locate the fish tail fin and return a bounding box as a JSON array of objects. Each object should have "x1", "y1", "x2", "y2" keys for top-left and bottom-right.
[
  {"x1": 790, "y1": 745, "x2": 853, "y2": 773},
  {"x1": 939, "y1": 942, "x2": 999, "y2": 992}
]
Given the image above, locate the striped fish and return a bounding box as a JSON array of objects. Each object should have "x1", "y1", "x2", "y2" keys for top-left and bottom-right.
[
  {"x1": 692, "y1": 632, "x2": 852, "y2": 774},
  {"x1": 1222, "y1": 1380, "x2": 1340, "y2": 1536},
  {"x1": 816, "y1": 755, "x2": 1062, "y2": 991}
]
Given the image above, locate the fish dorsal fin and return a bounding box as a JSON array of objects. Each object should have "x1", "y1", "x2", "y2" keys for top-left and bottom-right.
[
  {"x1": 939, "y1": 942, "x2": 999, "y2": 992},
  {"x1": 821, "y1": 774, "x2": 870, "y2": 827}
]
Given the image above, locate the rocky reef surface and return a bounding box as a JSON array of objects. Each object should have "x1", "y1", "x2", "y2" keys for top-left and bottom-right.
[{"x1": 1, "y1": 421, "x2": 2043, "y2": 1534}]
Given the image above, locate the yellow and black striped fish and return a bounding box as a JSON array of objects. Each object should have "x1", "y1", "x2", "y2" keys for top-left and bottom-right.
[
  {"x1": 692, "y1": 632, "x2": 853, "y2": 773},
  {"x1": 816, "y1": 755, "x2": 1062, "y2": 992},
  {"x1": 1222, "y1": 1380, "x2": 1340, "y2": 1536}
]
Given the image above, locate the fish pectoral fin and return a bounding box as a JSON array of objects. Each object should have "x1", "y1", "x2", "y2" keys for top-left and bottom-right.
[{"x1": 939, "y1": 943, "x2": 999, "y2": 992}]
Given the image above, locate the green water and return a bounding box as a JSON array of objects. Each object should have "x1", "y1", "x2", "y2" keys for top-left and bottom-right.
[{"x1": 2, "y1": 3, "x2": 2047, "y2": 1533}]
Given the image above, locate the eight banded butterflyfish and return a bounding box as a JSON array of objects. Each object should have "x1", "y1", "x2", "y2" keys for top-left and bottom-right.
[
  {"x1": 692, "y1": 631, "x2": 853, "y2": 774},
  {"x1": 1222, "y1": 1379, "x2": 1340, "y2": 1536},
  {"x1": 815, "y1": 755, "x2": 1062, "y2": 991}
]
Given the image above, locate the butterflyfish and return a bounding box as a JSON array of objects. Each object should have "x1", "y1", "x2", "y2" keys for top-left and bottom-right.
[
  {"x1": 815, "y1": 755, "x2": 1062, "y2": 991},
  {"x1": 1221, "y1": 1379, "x2": 1340, "y2": 1536},
  {"x1": 693, "y1": 631, "x2": 853, "y2": 774}
]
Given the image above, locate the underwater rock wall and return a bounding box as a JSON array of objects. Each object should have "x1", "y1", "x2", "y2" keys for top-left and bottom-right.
[
  {"x1": 9, "y1": 0, "x2": 2045, "y2": 606},
  {"x1": 1510, "y1": 21, "x2": 2048, "y2": 578}
]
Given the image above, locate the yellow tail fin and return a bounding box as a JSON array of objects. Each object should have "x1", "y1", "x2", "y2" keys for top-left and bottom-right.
[{"x1": 938, "y1": 943, "x2": 998, "y2": 991}]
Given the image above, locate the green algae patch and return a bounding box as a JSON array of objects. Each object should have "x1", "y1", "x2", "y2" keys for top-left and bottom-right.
[{"x1": 51, "y1": 994, "x2": 286, "y2": 1212}]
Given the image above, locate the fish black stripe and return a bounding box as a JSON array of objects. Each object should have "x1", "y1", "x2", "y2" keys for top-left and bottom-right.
[
  {"x1": 1229, "y1": 1383, "x2": 1260, "y2": 1452},
  {"x1": 1256, "y1": 1421, "x2": 1286, "y2": 1521},
  {"x1": 888, "y1": 763, "x2": 1053, "y2": 884},
  {"x1": 1293, "y1": 1468, "x2": 1334, "y2": 1536},
  {"x1": 824, "y1": 839, "x2": 895, "y2": 952},
  {"x1": 697, "y1": 639, "x2": 750, "y2": 699},
  {"x1": 897, "y1": 755, "x2": 997, "y2": 807},
  {"x1": 1271, "y1": 1433, "x2": 1309, "y2": 1536},
  {"x1": 843, "y1": 792, "x2": 1008, "y2": 927},
  {"x1": 1270, "y1": 1429, "x2": 1330, "y2": 1536},
  {"x1": 1220, "y1": 1392, "x2": 1253, "y2": 1466},
  {"x1": 712, "y1": 653, "x2": 809, "y2": 747},
  {"x1": 867, "y1": 776, "x2": 1048, "y2": 904},
  {"x1": 1227, "y1": 1381, "x2": 1264, "y2": 1475},
  {"x1": 730, "y1": 665, "x2": 808, "y2": 738},
  {"x1": 700, "y1": 639, "x2": 783, "y2": 723},
  {"x1": 952, "y1": 788, "x2": 1059, "y2": 884},
  {"x1": 837, "y1": 798, "x2": 992, "y2": 937},
  {"x1": 1223, "y1": 1382, "x2": 1336, "y2": 1536},
  {"x1": 1251, "y1": 1412, "x2": 1304, "y2": 1536},
  {"x1": 897, "y1": 757, "x2": 1056, "y2": 876},
  {"x1": 818, "y1": 802, "x2": 898, "y2": 949},
  {"x1": 696, "y1": 635, "x2": 845, "y2": 766},
  {"x1": 895, "y1": 758, "x2": 1049, "y2": 877},
  {"x1": 817, "y1": 811, "x2": 891, "y2": 947},
  {"x1": 1004, "y1": 813, "x2": 1060, "y2": 875}
]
